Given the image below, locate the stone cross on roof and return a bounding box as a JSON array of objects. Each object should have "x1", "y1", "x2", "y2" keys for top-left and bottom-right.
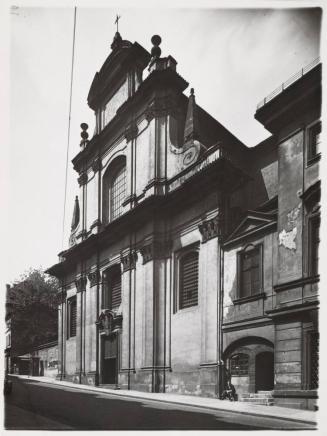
[{"x1": 115, "y1": 14, "x2": 121, "y2": 32}]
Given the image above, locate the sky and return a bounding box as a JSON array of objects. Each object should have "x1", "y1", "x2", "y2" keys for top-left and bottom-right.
[{"x1": 2, "y1": 4, "x2": 322, "y2": 285}]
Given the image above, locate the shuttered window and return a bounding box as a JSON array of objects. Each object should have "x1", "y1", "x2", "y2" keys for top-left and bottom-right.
[
  {"x1": 239, "y1": 245, "x2": 261, "y2": 298},
  {"x1": 68, "y1": 297, "x2": 77, "y2": 338},
  {"x1": 179, "y1": 251, "x2": 199, "y2": 310},
  {"x1": 110, "y1": 269, "x2": 121, "y2": 309},
  {"x1": 103, "y1": 266, "x2": 121, "y2": 310}
]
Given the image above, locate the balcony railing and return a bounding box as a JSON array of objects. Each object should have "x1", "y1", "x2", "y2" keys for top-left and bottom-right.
[{"x1": 256, "y1": 57, "x2": 320, "y2": 110}]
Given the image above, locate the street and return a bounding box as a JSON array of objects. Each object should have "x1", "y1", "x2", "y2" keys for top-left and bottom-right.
[{"x1": 4, "y1": 377, "x2": 315, "y2": 430}]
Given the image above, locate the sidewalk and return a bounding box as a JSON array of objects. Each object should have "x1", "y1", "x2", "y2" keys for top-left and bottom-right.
[{"x1": 11, "y1": 374, "x2": 317, "y2": 426}]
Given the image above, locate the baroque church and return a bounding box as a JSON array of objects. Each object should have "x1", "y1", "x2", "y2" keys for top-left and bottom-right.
[{"x1": 47, "y1": 30, "x2": 321, "y2": 410}]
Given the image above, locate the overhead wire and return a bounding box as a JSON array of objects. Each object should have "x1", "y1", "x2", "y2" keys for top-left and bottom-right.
[{"x1": 62, "y1": 6, "x2": 77, "y2": 250}]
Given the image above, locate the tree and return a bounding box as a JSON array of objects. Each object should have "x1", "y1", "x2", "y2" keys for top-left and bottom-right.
[{"x1": 6, "y1": 268, "x2": 59, "y2": 357}]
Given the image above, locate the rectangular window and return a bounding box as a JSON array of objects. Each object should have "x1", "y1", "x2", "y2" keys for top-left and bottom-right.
[
  {"x1": 307, "y1": 121, "x2": 321, "y2": 162},
  {"x1": 67, "y1": 297, "x2": 77, "y2": 338},
  {"x1": 238, "y1": 245, "x2": 262, "y2": 299},
  {"x1": 179, "y1": 251, "x2": 199, "y2": 310},
  {"x1": 309, "y1": 215, "x2": 320, "y2": 276}
]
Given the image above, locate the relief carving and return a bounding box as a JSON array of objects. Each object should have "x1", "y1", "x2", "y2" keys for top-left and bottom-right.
[
  {"x1": 120, "y1": 250, "x2": 138, "y2": 272},
  {"x1": 88, "y1": 270, "x2": 101, "y2": 287},
  {"x1": 140, "y1": 240, "x2": 172, "y2": 264}
]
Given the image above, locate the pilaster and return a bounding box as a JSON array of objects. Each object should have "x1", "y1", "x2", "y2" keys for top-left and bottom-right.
[{"x1": 75, "y1": 275, "x2": 87, "y2": 382}]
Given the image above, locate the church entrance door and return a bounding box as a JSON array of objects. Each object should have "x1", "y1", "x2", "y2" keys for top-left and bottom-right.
[{"x1": 101, "y1": 334, "x2": 118, "y2": 385}]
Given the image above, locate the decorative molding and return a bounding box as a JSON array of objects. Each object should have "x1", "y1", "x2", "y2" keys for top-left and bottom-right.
[
  {"x1": 75, "y1": 276, "x2": 87, "y2": 293},
  {"x1": 122, "y1": 194, "x2": 137, "y2": 207},
  {"x1": 90, "y1": 219, "x2": 101, "y2": 231},
  {"x1": 124, "y1": 123, "x2": 139, "y2": 142},
  {"x1": 266, "y1": 300, "x2": 319, "y2": 318},
  {"x1": 139, "y1": 240, "x2": 172, "y2": 264},
  {"x1": 120, "y1": 250, "x2": 138, "y2": 272},
  {"x1": 78, "y1": 172, "x2": 88, "y2": 186},
  {"x1": 96, "y1": 310, "x2": 122, "y2": 335},
  {"x1": 274, "y1": 275, "x2": 320, "y2": 293},
  {"x1": 92, "y1": 158, "x2": 102, "y2": 172},
  {"x1": 232, "y1": 292, "x2": 266, "y2": 305},
  {"x1": 88, "y1": 270, "x2": 101, "y2": 287},
  {"x1": 145, "y1": 96, "x2": 179, "y2": 122},
  {"x1": 198, "y1": 214, "x2": 222, "y2": 243}
]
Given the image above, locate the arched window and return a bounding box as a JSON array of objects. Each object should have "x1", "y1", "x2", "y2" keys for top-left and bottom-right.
[
  {"x1": 103, "y1": 157, "x2": 126, "y2": 224},
  {"x1": 230, "y1": 353, "x2": 249, "y2": 376},
  {"x1": 179, "y1": 250, "x2": 199, "y2": 310},
  {"x1": 102, "y1": 265, "x2": 122, "y2": 310}
]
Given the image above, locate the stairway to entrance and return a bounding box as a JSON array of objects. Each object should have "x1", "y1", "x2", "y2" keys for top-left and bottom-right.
[{"x1": 239, "y1": 391, "x2": 274, "y2": 406}]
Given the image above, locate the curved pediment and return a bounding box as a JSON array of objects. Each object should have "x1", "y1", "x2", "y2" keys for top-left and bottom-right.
[{"x1": 87, "y1": 37, "x2": 150, "y2": 111}]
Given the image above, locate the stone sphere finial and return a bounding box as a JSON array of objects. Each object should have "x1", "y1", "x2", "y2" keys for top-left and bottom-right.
[
  {"x1": 151, "y1": 34, "x2": 162, "y2": 58},
  {"x1": 80, "y1": 123, "x2": 89, "y2": 141}
]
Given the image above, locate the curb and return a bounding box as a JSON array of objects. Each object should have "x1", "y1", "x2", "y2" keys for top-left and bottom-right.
[{"x1": 10, "y1": 375, "x2": 317, "y2": 426}]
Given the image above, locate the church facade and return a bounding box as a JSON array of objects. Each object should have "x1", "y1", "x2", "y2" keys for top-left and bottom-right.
[{"x1": 47, "y1": 32, "x2": 320, "y2": 410}]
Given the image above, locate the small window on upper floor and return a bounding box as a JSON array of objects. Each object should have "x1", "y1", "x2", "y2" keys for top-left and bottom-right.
[
  {"x1": 103, "y1": 157, "x2": 126, "y2": 224},
  {"x1": 237, "y1": 244, "x2": 263, "y2": 299},
  {"x1": 307, "y1": 121, "x2": 321, "y2": 163}
]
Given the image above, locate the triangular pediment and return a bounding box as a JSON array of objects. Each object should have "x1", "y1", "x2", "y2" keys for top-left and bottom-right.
[{"x1": 226, "y1": 211, "x2": 276, "y2": 243}]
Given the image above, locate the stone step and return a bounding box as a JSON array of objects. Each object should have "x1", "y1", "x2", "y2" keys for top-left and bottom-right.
[
  {"x1": 240, "y1": 398, "x2": 274, "y2": 406},
  {"x1": 240, "y1": 393, "x2": 272, "y2": 399}
]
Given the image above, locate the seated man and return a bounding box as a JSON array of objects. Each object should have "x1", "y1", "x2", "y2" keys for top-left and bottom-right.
[{"x1": 221, "y1": 380, "x2": 237, "y2": 401}]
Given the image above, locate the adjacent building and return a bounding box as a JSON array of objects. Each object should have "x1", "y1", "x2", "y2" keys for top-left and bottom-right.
[{"x1": 46, "y1": 32, "x2": 321, "y2": 410}]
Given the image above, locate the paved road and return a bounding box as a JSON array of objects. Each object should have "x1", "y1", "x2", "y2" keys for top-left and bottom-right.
[{"x1": 4, "y1": 377, "x2": 315, "y2": 430}]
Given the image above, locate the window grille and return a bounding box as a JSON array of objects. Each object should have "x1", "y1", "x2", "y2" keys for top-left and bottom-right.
[
  {"x1": 310, "y1": 332, "x2": 319, "y2": 389},
  {"x1": 239, "y1": 245, "x2": 261, "y2": 298},
  {"x1": 110, "y1": 166, "x2": 126, "y2": 220},
  {"x1": 179, "y1": 251, "x2": 199, "y2": 309},
  {"x1": 230, "y1": 353, "x2": 249, "y2": 376}
]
